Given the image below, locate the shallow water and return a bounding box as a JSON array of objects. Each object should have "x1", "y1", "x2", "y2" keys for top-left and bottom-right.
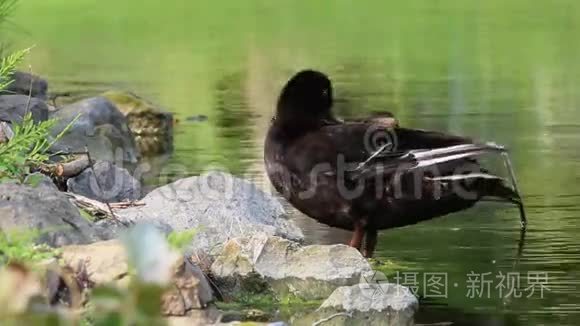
[{"x1": 12, "y1": 1, "x2": 580, "y2": 324}]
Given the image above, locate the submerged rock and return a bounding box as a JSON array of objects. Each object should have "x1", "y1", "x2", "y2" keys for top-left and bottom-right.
[
  {"x1": 116, "y1": 172, "x2": 303, "y2": 253},
  {"x1": 0, "y1": 183, "x2": 102, "y2": 247},
  {"x1": 210, "y1": 234, "x2": 372, "y2": 300},
  {"x1": 0, "y1": 94, "x2": 49, "y2": 123},
  {"x1": 306, "y1": 283, "x2": 418, "y2": 326},
  {"x1": 66, "y1": 160, "x2": 141, "y2": 202},
  {"x1": 3, "y1": 71, "x2": 48, "y2": 99},
  {"x1": 49, "y1": 97, "x2": 139, "y2": 163},
  {"x1": 102, "y1": 90, "x2": 173, "y2": 155}
]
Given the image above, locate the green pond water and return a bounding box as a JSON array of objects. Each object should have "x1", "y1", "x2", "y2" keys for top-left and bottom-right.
[{"x1": 11, "y1": 1, "x2": 580, "y2": 325}]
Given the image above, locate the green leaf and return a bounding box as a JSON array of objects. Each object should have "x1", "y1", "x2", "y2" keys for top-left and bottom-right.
[{"x1": 23, "y1": 173, "x2": 44, "y2": 187}]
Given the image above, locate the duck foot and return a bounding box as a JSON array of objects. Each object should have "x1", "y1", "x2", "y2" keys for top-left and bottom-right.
[
  {"x1": 362, "y1": 229, "x2": 378, "y2": 258},
  {"x1": 349, "y1": 221, "x2": 364, "y2": 251}
]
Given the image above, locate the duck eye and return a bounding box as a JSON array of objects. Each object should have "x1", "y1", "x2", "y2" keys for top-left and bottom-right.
[{"x1": 322, "y1": 88, "x2": 328, "y2": 97}]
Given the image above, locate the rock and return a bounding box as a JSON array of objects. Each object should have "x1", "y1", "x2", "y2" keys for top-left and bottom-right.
[
  {"x1": 309, "y1": 283, "x2": 419, "y2": 326},
  {"x1": 61, "y1": 240, "x2": 129, "y2": 285},
  {"x1": 66, "y1": 160, "x2": 141, "y2": 202},
  {"x1": 62, "y1": 238, "x2": 214, "y2": 315},
  {"x1": 24, "y1": 173, "x2": 58, "y2": 190},
  {"x1": 0, "y1": 263, "x2": 43, "y2": 315},
  {"x1": 161, "y1": 257, "x2": 214, "y2": 315},
  {"x1": 210, "y1": 234, "x2": 372, "y2": 300},
  {"x1": 4, "y1": 71, "x2": 48, "y2": 99},
  {"x1": 220, "y1": 322, "x2": 287, "y2": 326},
  {"x1": 166, "y1": 307, "x2": 222, "y2": 326},
  {"x1": 116, "y1": 171, "x2": 304, "y2": 254},
  {"x1": 0, "y1": 94, "x2": 49, "y2": 123},
  {"x1": 219, "y1": 309, "x2": 272, "y2": 323},
  {"x1": 102, "y1": 90, "x2": 173, "y2": 155},
  {"x1": 49, "y1": 97, "x2": 139, "y2": 163},
  {"x1": 0, "y1": 183, "x2": 102, "y2": 247}
]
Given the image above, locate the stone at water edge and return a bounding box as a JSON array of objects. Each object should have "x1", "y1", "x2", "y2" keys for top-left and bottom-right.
[
  {"x1": 0, "y1": 183, "x2": 103, "y2": 247},
  {"x1": 49, "y1": 96, "x2": 139, "y2": 163},
  {"x1": 309, "y1": 283, "x2": 418, "y2": 326},
  {"x1": 66, "y1": 160, "x2": 142, "y2": 202},
  {"x1": 4, "y1": 71, "x2": 48, "y2": 100},
  {"x1": 115, "y1": 172, "x2": 304, "y2": 254},
  {"x1": 0, "y1": 94, "x2": 49, "y2": 123},
  {"x1": 101, "y1": 90, "x2": 174, "y2": 156},
  {"x1": 210, "y1": 234, "x2": 372, "y2": 300}
]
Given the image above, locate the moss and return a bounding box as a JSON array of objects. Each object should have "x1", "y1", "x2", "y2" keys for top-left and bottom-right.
[
  {"x1": 101, "y1": 90, "x2": 155, "y2": 115},
  {"x1": 78, "y1": 208, "x2": 95, "y2": 222}
]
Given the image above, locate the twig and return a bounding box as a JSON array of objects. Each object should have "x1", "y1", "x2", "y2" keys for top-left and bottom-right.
[
  {"x1": 0, "y1": 121, "x2": 12, "y2": 143},
  {"x1": 24, "y1": 64, "x2": 33, "y2": 116},
  {"x1": 65, "y1": 192, "x2": 144, "y2": 219},
  {"x1": 40, "y1": 155, "x2": 92, "y2": 178},
  {"x1": 312, "y1": 312, "x2": 353, "y2": 326}
]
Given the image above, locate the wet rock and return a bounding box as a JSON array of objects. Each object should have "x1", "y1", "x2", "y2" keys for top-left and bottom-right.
[
  {"x1": 0, "y1": 183, "x2": 102, "y2": 247},
  {"x1": 102, "y1": 90, "x2": 173, "y2": 155},
  {"x1": 3, "y1": 71, "x2": 48, "y2": 99},
  {"x1": 166, "y1": 307, "x2": 222, "y2": 325},
  {"x1": 220, "y1": 322, "x2": 287, "y2": 326},
  {"x1": 66, "y1": 160, "x2": 141, "y2": 202},
  {"x1": 310, "y1": 283, "x2": 419, "y2": 326},
  {"x1": 116, "y1": 172, "x2": 303, "y2": 254},
  {"x1": 210, "y1": 234, "x2": 372, "y2": 300},
  {"x1": 185, "y1": 114, "x2": 208, "y2": 122},
  {"x1": 0, "y1": 94, "x2": 49, "y2": 123},
  {"x1": 219, "y1": 308, "x2": 271, "y2": 323},
  {"x1": 49, "y1": 97, "x2": 139, "y2": 163}
]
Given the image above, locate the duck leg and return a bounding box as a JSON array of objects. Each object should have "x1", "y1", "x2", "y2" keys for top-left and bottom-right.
[
  {"x1": 363, "y1": 228, "x2": 378, "y2": 258},
  {"x1": 349, "y1": 221, "x2": 364, "y2": 251}
]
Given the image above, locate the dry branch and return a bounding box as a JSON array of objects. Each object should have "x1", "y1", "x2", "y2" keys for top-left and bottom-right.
[
  {"x1": 41, "y1": 156, "x2": 92, "y2": 178},
  {"x1": 0, "y1": 121, "x2": 13, "y2": 144},
  {"x1": 64, "y1": 192, "x2": 144, "y2": 220}
]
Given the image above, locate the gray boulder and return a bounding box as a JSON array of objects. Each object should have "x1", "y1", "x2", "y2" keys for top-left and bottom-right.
[
  {"x1": 67, "y1": 160, "x2": 141, "y2": 202},
  {"x1": 24, "y1": 173, "x2": 58, "y2": 190},
  {"x1": 305, "y1": 283, "x2": 418, "y2": 326},
  {"x1": 210, "y1": 234, "x2": 372, "y2": 300},
  {"x1": 0, "y1": 183, "x2": 103, "y2": 247},
  {"x1": 3, "y1": 71, "x2": 48, "y2": 99},
  {"x1": 116, "y1": 172, "x2": 303, "y2": 253},
  {"x1": 0, "y1": 95, "x2": 49, "y2": 123},
  {"x1": 50, "y1": 97, "x2": 139, "y2": 163}
]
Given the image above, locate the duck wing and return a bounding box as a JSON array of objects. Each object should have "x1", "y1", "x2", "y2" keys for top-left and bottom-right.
[{"x1": 320, "y1": 123, "x2": 520, "y2": 200}]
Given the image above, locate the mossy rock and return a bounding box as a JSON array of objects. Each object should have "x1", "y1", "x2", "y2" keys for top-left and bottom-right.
[{"x1": 102, "y1": 90, "x2": 173, "y2": 155}]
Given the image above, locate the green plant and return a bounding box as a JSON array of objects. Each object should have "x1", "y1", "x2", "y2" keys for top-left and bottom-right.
[
  {"x1": 0, "y1": 229, "x2": 58, "y2": 264},
  {"x1": 0, "y1": 47, "x2": 29, "y2": 90},
  {"x1": 0, "y1": 112, "x2": 78, "y2": 183},
  {"x1": 165, "y1": 229, "x2": 197, "y2": 252}
]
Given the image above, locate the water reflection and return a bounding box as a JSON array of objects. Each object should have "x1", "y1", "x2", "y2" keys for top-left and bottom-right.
[{"x1": 13, "y1": 0, "x2": 580, "y2": 324}]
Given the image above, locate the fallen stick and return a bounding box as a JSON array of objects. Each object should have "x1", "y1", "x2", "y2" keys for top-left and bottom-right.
[
  {"x1": 0, "y1": 121, "x2": 13, "y2": 144},
  {"x1": 64, "y1": 192, "x2": 144, "y2": 220},
  {"x1": 41, "y1": 156, "x2": 92, "y2": 178}
]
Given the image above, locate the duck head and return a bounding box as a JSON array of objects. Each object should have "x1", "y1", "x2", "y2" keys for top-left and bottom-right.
[{"x1": 275, "y1": 69, "x2": 336, "y2": 129}]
